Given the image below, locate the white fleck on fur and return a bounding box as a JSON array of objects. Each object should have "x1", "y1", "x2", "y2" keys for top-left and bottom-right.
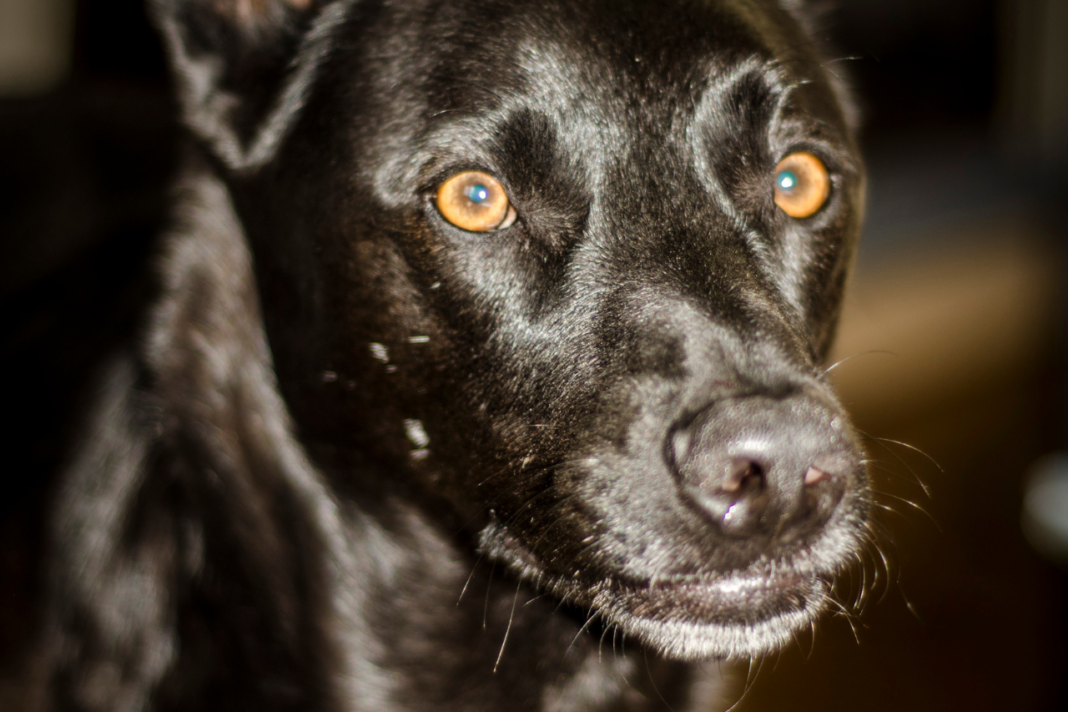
[
  {"x1": 369, "y1": 342, "x2": 390, "y2": 363},
  {"x1": 403, "y1": 419, "x2": 430, "y2": 449}
]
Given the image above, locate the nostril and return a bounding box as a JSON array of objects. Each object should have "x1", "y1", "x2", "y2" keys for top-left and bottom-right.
[
  {"x1": 671, "y1": 427, "x2": 693, "y2": 465},
  {"x1": 803, "y1": 466, "x2": 826, "y2": 486},
  {"x1": 723, "y1": 457, "x2": 764, "y2": 493}
]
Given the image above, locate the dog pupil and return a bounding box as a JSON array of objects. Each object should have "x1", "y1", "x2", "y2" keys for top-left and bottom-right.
[
  {"x1": 467, "y1": 184, "x2": 490, "y2": 203},
  {"x1": 776, "y1": 171, "x2": 797, "y2": 191}
]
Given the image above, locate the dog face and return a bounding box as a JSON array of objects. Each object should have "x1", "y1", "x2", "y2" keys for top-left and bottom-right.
[{"x1": 157, "y1": 0, "x2": 867, "y2": 661}]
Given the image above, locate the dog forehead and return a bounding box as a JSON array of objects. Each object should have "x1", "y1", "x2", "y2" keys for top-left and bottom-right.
[
  {"x1": 421, "y1": 0, "x2": 799, "y2": 104},
  {"x1": 359, "y1": 0, "x2": 821, "y2": 200}
]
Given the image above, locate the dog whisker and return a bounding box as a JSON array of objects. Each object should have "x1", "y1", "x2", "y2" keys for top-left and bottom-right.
[
  {"x1": 822, "y1": 55, "x2": 865, "y2": 66},
  {"x1": 898, "y1": 581, "x2": 924, "y2": 624},
  {"x1": 457, "y1": 552, "x2": 486, "y2": 606},
  {"x1": 643, "y1": 649, "x2": 679, "y2": 712},
  {"x1": 871, "y1": 488, "x2": 941, "y2": 530},
  {"x1": 871, "y1": 539, "x2": 896, "y2": 606},
  {"x1": 826, "y1": 595, "x2": 861, "y2": 645},
  {"x1": 492, "y1": 579, "x2": 525, "y2": 673},
  {"x1": 860, "y1": 430, "x2": 942, "y2": 495},
  {"x1": 724, "y1": 654, "x2": 767, "y2": 712},
  {"x1": 565, "y1": 607, "x2": 601, "y2": 658},
  {"x1": 483, "y1": 560, "x2": 497, "y2": 631},
  {"x1": 822, "y1": 349, "x2": 899, "y2": 375},
  {"x1": 864, "y1": 458, "x2": 935, "y2": 508}
]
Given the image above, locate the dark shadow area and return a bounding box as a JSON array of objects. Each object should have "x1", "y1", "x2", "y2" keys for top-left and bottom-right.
[{"x1": 0, "y1": 0, "x2": 175, "y2": 696}]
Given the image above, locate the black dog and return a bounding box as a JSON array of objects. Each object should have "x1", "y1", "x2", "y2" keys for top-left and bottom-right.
[{"x1": 30, "y1": 0, "x2": 868, "y2": 709}]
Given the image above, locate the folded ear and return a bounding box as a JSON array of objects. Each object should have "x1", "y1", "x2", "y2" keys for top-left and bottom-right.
[
  {"x1": 775, "y1": 0, "x2": 862, "y2": 131},
  {"x1": 150, "y1": 0, "x2": 349, "y2": 170},
  {"x1": 776, "y1": 0, "x2": 835, "y2": 33}
]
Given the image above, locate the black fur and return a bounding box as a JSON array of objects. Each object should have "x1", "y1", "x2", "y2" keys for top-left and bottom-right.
[{"x1": 30, "y1": 0, "x2": 868, "y2": 709}]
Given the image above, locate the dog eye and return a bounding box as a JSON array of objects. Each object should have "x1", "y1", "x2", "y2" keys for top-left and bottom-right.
[
  {"x1": 773, "y1": 152, "x2": 830, "y2": 219},
  {"x1": 436, "y1": 171, "x2": 517, "y2": 231}
]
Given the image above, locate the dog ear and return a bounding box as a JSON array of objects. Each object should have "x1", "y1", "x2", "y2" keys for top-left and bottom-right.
[
  {"x1": 150, "y1": 0, "x2": 349, "y2": 170},
  {"x1": 775, "y1": 0, "x2": 835, "y2": 31},
  {"x1": 775, "y1": 0, "x2": 862, "y2": 130}
]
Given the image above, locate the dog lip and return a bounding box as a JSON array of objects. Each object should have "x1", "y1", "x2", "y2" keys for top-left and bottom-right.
[
  {"x1": 649, "y1": 570, "x2": 806, "y2": 594},
  {"x1": 481, "y1": 517, "x2": 827, "y2": 619},
  {"x1": 590, "y1": 568, "x2": 830, "y2": 659},
  {"x1": 612, "y1": 568, "x2": 818, "y2": 624}
]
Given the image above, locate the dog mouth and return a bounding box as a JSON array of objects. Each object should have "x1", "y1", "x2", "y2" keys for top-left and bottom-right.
[
  {"x1": 585, "y1": 568, "x2": 830, "y2": 660},
  {"x1": 611, "y1": 570, "x2": 817, "y2": 626},
  {"x1": 479, "y1": 520, "x2": 844, "y2": 661}
]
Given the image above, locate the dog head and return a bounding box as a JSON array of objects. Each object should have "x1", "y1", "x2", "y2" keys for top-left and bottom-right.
[{"x1": 154, "y1": 0, "x2": 868, "y2": 660}]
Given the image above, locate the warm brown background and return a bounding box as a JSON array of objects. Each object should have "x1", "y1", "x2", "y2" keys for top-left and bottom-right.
[
  {"x1": 2, "y1": 0, "x2": 1067, "y2": 710},
  {"x1": 726, "y1": 2, "x2": 1068, "y2": 709}
]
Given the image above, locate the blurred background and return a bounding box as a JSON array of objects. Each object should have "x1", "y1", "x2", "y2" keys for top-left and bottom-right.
[{"x1": 0, "y1": 0, "x2": 1066, "y2": 709}]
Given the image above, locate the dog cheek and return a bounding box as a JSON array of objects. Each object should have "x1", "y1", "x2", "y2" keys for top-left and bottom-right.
[
  {"x1": 307, "y1": 232, "x2": 454, "y2": 471},
  {"x1": 797, "y1": 222, "x2": 860, "y2": 357}
]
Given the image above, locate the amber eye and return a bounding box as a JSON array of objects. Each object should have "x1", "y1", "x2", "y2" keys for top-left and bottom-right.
[
  {"x1": 773, "y1": 152, "x2": 830, "y2": 218},
  {"x1": 435, "y1": 171, "x2": 517, "y2": 231}
]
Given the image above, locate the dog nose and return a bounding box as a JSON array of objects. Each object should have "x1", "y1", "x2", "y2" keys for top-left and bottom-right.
[{"x1": 670, "y1": 394, "x2": 858, "y2": 540}]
